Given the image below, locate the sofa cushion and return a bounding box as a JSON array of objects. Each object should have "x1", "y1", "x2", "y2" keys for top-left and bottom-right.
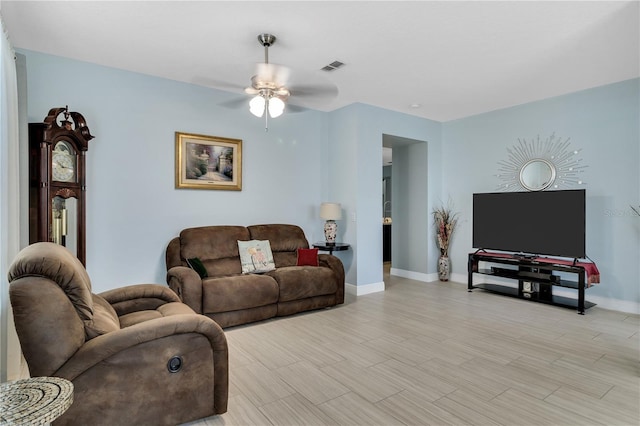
[
  {"x1": 203, "y1": 257, "x2": 243, "y2": 277},
  {"x1": 119, "y1": 310, "x2": 163, "y2": 328},
  {"x1": 202, "y1": 275, "x2": 279, "y2": 313},
  {"x1": 297, "y1": 248, "x2": 319, "y2": 266},
  {"x1": 180, "y1": 226, "x2": 250, "y2": 261},
  {"x1": 119, "y1": 302, "x2": 195, "y2": 328},
  {"x1": 268, "y1": 266, "x2": 337, "y2": 302},
  {"x1": 247, "y1": 224, "x2": 309, "y2": 253}
]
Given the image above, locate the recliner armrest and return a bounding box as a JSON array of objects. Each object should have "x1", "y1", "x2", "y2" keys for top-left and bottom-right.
[
  {"x1": 55, "y1": 314, "x2": 228, "y2": 414},
  {"x1": 55, "y1": 314, "x2": 226, "y2": 379},
  {"x1": 100, "y1": 284, "x2": 180, "y2": 317}
]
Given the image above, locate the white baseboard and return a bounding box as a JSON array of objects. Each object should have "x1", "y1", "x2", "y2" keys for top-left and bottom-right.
[
  {"x1": 353, "y1": 269, "x2": 640, "y2": 315},
  {"x1": 390, "y1": 268, "x2": 468, "y2": 284},
  {"x1": 551, "y1": 287, "x2": 640, "y2": 315},
  {"x1": 345, "y1": 281, "x2": 385, "y2": 296},
  {"x1": 390, "y1": 268, "x2": 437, "y2": 282}
]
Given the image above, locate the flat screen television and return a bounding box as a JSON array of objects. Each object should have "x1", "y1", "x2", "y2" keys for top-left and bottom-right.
[{"x1": 472, "y1": 189, "x2": 586, "y2": 259}]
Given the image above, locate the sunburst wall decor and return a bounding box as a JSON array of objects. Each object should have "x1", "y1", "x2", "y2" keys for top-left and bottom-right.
[{"x1": 496, "y1": 133, "x2": 587, "y2": 191}]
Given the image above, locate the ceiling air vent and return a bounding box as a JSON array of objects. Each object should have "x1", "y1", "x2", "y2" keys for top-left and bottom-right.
[{"x1": 321, "y1": 61, "x2": 345, "y2": 72}]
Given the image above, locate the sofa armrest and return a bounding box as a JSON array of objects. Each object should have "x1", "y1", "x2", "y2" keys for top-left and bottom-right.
[
  {"x1": 55, "y1": 314, "x2": 228, "y2": 413},
  {"x1": 319, "y1": 254, "x2": 345, "y2": 304},
  {"x1": 99, "y1": 284, "x2": 181, "y2": 316},
  {"x1": 166, "y1": 266, "x2": 203, "y2": 313}
]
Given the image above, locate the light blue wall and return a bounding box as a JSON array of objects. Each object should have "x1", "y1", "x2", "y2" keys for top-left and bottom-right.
[
  {"x1": 325, "y1": 104, "x2": 359, "y2": 283},
  {"x1": 392, "y1": 142, "x2": 429, "y2": 274},
  {"x1": 443, "y1": 78, "x2": 640, "y2": 311},
  {"x1": 19, "y1": 50, "x2": 442, "y2": 294},
  {"x1": 20, "y1": 50, "x2": 330, "y2": 292},
  {"x1": 17, "y1": 50, "x2": 639, "y2": 311},
  {"x1": 328, "y1": 103, "x2": 442, "y2": 289}
]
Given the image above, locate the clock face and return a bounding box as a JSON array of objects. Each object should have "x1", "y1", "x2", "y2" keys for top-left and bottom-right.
[{"x1": 52, "y1": 141, "x2": 76, "y2": 182}]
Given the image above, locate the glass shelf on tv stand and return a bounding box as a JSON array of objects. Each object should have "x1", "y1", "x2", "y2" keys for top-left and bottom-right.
[{"x1": 467, "y1": 252, "x2": 595, "y2": 314}]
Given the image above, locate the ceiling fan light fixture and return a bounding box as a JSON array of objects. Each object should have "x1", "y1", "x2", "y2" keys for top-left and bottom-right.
[
  {"x1": 268, "y1": 96, "x2": 285, "y2": 118},
  {"x1": 249, "y1": 95, "x2": 266, "y2": 117},
  {"x1": 243, "y1": 33, "x2": 335, "y2": 129}
]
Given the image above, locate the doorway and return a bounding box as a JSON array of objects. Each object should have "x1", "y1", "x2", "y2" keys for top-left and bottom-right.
[
  {"x1": 382, "y1": 134, "x2": 428, "y2": 283},
  {"x1": 383, "y1": 147, "x2": 392, "y2": 266}
]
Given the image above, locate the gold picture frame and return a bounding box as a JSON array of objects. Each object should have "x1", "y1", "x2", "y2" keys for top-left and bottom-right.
[{"x1": 175, "y1": 132, "x2": 242, "y2": 190}]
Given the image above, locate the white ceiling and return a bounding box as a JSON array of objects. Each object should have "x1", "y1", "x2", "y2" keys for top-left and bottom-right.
[{"x1": 1, "y1": 1, "x2": 638, "y2": 122}]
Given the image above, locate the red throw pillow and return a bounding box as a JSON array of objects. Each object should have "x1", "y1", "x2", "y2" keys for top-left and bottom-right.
[{"x1": 297, "y1": 248, "x2": 319, "y2": 266}]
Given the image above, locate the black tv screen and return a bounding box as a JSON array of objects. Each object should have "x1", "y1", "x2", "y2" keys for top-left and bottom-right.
[{"x1": 473, "y1": 189, "x2": 586, "y2": 259}]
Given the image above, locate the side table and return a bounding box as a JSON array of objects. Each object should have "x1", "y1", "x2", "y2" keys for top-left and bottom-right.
[
  {"x1": 0, "y1": 376, "x2": 73, "y2": 425},
  {"x1": 313, "y1": 242, "x2": 350, "y2": 256}
]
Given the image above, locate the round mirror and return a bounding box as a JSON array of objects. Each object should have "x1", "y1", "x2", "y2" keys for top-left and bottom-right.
[{"x1": 519, "y1": 159, "x2": 556, "y2": 191}]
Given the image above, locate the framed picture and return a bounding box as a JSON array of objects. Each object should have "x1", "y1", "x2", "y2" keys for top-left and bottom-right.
[{"x1": 175, "y1": 132, "x2": 242, "y2": 190}]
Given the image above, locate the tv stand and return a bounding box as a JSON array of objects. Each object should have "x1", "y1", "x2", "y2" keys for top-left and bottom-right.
[{"x1": 468, "y1": 252, "x2": 596, "y2": 314}]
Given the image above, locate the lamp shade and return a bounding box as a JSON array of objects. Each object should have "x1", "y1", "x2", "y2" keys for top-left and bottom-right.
[{"x1": 320, "y1": 202, "x2": 342, "y2": 220}]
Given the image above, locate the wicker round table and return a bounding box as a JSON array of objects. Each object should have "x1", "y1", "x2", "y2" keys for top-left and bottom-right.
[{"x1": 0, "y1": 377, "x2": 73, "y2": 425}]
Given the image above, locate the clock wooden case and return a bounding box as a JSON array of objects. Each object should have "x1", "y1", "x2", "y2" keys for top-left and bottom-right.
[{"x1": 29, "y1": 106, "x2": 95, "y2": 265}]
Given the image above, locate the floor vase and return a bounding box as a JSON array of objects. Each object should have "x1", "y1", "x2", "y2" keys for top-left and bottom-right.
[{"x1": 438, "y1": 255, "x2": 450, "y2": 281}]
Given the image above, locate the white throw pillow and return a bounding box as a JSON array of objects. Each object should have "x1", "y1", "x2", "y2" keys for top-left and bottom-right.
[{"x1": 237, "y1": 240, "x2": 276, "y2": 274}]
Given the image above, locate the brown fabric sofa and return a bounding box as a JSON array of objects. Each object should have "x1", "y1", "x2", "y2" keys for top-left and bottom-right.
[
  {"x1": 8, "y1": 242, "x2": 228, "y2": 426},
  {"x1": 166, "y1": 224, "x2": 345, "y2": 328}
]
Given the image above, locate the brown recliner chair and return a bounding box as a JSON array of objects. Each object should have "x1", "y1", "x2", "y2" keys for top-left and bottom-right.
[{"x1": 8, "y1": 242, "x2": 228, "y2": 426}]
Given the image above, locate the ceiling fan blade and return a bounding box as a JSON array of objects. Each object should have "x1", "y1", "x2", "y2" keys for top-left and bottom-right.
[
  {"x1": 288, "y1": 82, "x2": 339, "y2": 100},
  {"x1": 285, "y1": 104, "x2": 308, "y2": 113},
  {"x1": 219, "y1": 97, "x2": 248, "y2": 109},
  {"x1": 192, "y1": 76, "x2": 246, "y2": 92},
  {"x1": 244, "y1": 87, "x2": 259, "y2": 95},
  {"x1": 274, "y1": 88, "x2": 290, "y2": 97}
]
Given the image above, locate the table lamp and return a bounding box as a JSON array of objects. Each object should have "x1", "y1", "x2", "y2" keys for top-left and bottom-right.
[{"x1": 320, "y1": 202, "x2": 342, "y2": 244}]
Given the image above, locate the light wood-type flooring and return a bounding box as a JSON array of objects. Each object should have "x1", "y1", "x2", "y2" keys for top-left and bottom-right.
[{"x1": 184, "y1": 265, "x2": 640, "y2": 426}]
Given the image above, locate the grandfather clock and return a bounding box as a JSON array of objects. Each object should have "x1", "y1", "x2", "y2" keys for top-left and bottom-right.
[{"x1": 29, "y1": 106, "x2": 95, "y2": 265}]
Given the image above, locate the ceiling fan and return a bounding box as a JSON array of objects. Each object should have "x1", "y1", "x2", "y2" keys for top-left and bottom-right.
[
  {"x1": 243, "y1": 33, "x2": 338, "y2": 129},
  {"x1": 246, "y1": 34, "x2": 288, "y2": 119}
]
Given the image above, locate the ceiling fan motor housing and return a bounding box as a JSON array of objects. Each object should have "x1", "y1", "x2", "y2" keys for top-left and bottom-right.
[{"x1": 258, "y1": 33, "x2": 276, "y2": 47}]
